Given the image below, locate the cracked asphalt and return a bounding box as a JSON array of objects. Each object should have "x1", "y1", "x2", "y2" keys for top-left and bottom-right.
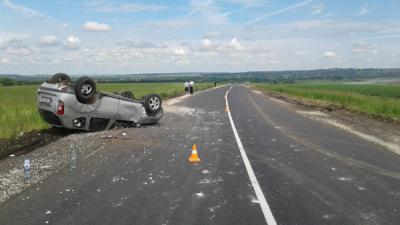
[{"x1": 1, "y1": 85, "x2": 400, "y2": 225}]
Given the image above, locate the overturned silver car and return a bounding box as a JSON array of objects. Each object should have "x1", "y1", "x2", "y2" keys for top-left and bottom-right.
[{"x1": 37, "y1": 73, "x2": 163, "y2": 131}]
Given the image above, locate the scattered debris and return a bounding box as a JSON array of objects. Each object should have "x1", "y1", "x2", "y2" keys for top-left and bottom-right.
[
  {"x1": 101, "y1": 135, "x2": 118, "y2": 139},
  {"x1": 322, "y1": 214, "x2": 334, "y2": 220},
  {"x1": 112, "y1": 176, "x2": 128, "y2": 183},
  {"x1": 40, "y1": 166, "x2": 51, "y2": 169},
  {"x1": 357, "y1": 186, "x2": 365, "y2": 191},
  {"x1": 337, "y1": 177, "x2": 352, "y2": 182},
  {"x1": 250, "y1": 197, "x2": 259, "y2": 204},
  {"x1": 23, "y1": 159, "x2": 31, "y2": 181},
  {"x1": 201, "y1": 169, "x2": 210, "y2": 174},
  {"x1": 194, "y1": 192, "x2": 205, "y2": 199}
]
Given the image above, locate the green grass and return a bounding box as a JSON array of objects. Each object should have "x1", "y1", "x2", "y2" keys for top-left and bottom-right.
[
  {"x1": 0, "y1": 82, "x2": 213, "y2": 139},
  {"x1": 254, "y1": 82, "x2": 400, "y2": 121}
]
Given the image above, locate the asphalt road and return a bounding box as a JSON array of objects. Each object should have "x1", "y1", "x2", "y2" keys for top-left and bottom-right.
[{"x1": 1, "y1": 85, "x2": 400, "y2": 225}]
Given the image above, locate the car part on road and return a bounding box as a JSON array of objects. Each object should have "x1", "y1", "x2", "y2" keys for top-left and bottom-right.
[
  {"x1": 48, "y1": 73, "x2": 71, "y2": 85},
  {"x1": 74, "y1": 77, "x2": 97, "y2": 104},
  {"x1": 120, "y1": 90, "x2": 135, "y2": 99},
  {"x1": 144, "y1": 94, "x2": 162, "y2": 114}
]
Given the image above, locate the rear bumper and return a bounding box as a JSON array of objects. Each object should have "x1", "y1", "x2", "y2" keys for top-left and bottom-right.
[{"x1": 38, "y1": 109, "x2": 62, "y2": 126}]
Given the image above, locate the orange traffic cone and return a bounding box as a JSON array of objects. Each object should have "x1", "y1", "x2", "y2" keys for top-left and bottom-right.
[{"x1": 188, "y1": 144, "x2": 200, "y2": 163}]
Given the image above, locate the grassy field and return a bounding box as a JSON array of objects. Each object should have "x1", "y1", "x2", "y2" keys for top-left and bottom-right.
[
  {"x1": 254, "y1": 82, "x2": 400, "y2": 121},
  {"x1": 0, "y1": 82, "x2": 213, "y2": 139}
]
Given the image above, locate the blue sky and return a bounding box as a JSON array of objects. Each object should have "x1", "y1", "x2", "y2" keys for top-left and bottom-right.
[{"x1": 0, "y1": 0, "x2": 399, "y2": 74}]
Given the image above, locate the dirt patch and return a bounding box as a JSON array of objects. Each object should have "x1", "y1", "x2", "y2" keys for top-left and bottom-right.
[{"x1": 0, "y1": 128, "x2": 73, "y2": 160}]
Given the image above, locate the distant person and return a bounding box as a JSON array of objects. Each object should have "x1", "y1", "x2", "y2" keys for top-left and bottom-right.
[
  {"x1": 189, "y1": 81, "x2": 194, "y2": 95},
  {"x1": 214, "y1": 82, "x2": 217, "y2": 87},
  {"x1": 184, "y1": 81, "x2": 189, "y2": 94}
]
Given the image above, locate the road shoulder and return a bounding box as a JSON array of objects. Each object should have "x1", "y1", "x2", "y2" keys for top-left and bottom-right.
[{"x1": 247, "y1": 85, "x2": 400, "y2": 155}]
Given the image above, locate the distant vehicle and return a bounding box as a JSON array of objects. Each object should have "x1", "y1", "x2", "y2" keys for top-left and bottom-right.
[{"x1": 37, "y1": 73, "x2": 163, "y2": 131}]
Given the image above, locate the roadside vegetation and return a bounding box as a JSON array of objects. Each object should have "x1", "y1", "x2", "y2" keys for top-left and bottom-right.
[
  {"x1": 0, "y1": 82, "x2": 213, "y2": 139},
  {"x1": 254, "y1": 82, "x2": 400, "y2": 121}
]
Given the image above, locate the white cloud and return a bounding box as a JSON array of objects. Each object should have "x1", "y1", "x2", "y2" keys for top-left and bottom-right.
[
  {"x1": 148, "y1": 20, "x2": 194, "y2": 29},
  {"x1": 63, "y1": 36, "x2": 80, "y2": 49},
  {"x1": 0, "y1": 38, "x2": 5, "y2": 48},
  {"x1": 358, "y1": 5, "x2": 370, "y2": 16},
  {"x1": 267, "y1": 59, "x2": 280, "y2": 64},
  {"x1": 173, "y1": 47, "x2": 190, "y2": 56},
  {"x1": 39, "y1": 35, "x2": 58, "y2": 45},
  {"x1": 311, "y1": 3, "x2": 324, "y2": 15},
  {"x1": 204, "y1": 32, "x2": 221, "y2": 39},
  {"x1": 83, "y1": 21, "x2": 111, "y2": 32},
  {"x1": 324, "y1": 51, "x2": 337, "y2": 59},
  {"x1": 118, "y1": 40, "x2": 158, "y2": 49},
  {"x1": 0, "y1": 57, "x2": 10, "y2": 64},
  {"x1": 352, "y1": 42, "x2": 378, "y2": 53},
  {"x1": 282, "y1": 20, "x2": 398, "y2": 34},
  {"x1": 3, "y1": 0, "x2": 44, "y2": 18},
  {"x1": 201, "y1": 38, "x2": 216, "y2": 49},
  {"x1": 199, "y1": 37, "x2": 246, "y2": 54},
  {"x1": 230, "y1": 37, "x2": 244, "y2": 50},
  {"x1": 117, "y1": 40, "x2": 159, "y2": 49},
  {"x1": 6, "y1": 47, "x2": 30, "y2": 56}
]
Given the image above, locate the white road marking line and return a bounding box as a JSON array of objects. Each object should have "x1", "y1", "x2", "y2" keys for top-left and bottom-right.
[{"x1": 225, "y1": 86, "x2": 278, "y2": 225}]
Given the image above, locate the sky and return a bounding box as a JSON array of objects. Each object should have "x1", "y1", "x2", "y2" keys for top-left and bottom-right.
[{"x1": 0, "y1": 0, "x2": 400, "y2": 74}]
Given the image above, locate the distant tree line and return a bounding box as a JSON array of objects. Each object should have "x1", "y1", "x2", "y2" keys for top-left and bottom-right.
[
  {"x1": 1, "y1": 68, "x2": 400, "y2": 86},
  {"x1": 0, "y1": 77, "x2": 43, "y2": 86}
]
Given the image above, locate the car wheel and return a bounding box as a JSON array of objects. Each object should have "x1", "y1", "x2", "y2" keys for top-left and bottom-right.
[
  {"x1": 121, "y1": 90, "x2": 135, "y2": 99},
  {"x1": 75, "y1": 77, "x2": 97, "y2": 104},
  {"x1": 144, "y1": 94, "x2": 162, "y2": 113},
  {"x1": 49, "y1": 73, "x2": 71, "y2": 84}
]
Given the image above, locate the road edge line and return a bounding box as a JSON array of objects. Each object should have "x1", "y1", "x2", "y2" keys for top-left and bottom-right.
[{"x1": 225, "y1": 86, "x2": 278, "y2": 225}]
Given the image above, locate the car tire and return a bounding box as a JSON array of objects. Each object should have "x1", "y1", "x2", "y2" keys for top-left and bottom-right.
[
  {"x1": 144, "y1": 94, "x2": 162, "y2": 113},
  {"x1": 75, "y1": 77, "x2": 97, "y2": 104},
  {"x1": 121, "y1": 90, "x2": 134, "y2": 99},
  {"x1": 49, "y1": 73, "x2": 71, "y2": 84}
]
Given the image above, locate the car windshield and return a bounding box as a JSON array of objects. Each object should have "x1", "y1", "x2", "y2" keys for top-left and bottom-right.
[{"x1": 1, "y1": 1, "x2": 400, "y2": 225}]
